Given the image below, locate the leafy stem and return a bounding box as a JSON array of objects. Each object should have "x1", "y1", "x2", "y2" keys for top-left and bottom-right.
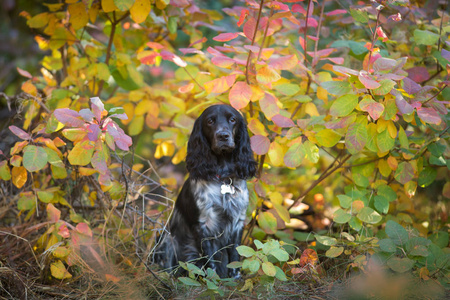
[
  {"x1": 367, "y1": 9, "x2": 382, "y2": 72},
  {"x1": 245, "y1": 0, "x2": 265, "y2": 86}
]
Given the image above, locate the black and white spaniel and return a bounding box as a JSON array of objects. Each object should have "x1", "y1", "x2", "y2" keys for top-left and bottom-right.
[{"x1": 155, "y1": 105, "x2": 256, "y2": 278}]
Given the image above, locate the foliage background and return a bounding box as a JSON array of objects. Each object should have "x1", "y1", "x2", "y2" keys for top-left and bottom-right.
[{"x1": 0, "y1": 0, "x2": 449, "y2": 299}]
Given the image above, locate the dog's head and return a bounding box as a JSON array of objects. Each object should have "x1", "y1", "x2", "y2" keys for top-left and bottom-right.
[{"x1": 186, "y1": 105, "x2": 257, "y2": 180}]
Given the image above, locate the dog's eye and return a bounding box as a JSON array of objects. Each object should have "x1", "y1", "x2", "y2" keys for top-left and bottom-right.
[
  {"x1": 207, "y1": 118, "x2": 214, "y2": 125},
  {"x1": 229, "y1": 117, "x2": 236, "y2": 123}
]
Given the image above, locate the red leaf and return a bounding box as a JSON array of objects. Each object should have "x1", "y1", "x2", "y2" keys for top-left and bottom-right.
[
  {"x1": 292, "y1": 4, "x2": 306, "y2": 15},
  {"x1": 105, "y1": 121, "x2": 132, "y2": 151},
  {"x1": 58, "y1": 222, "x2": 70, "y2": 238},
  {"x1": 326, "y1": 9, "x2": 347, "y2": 16},
  {"x1": 76, "y1": 222, "x2": 93, "y2": 237},
  {"x1": 229, "y1": 81, "x2": 252, "y2": 110},
  {"x1": 237, "y1": 9, "x2": 249, "y2": 27},
  {"x1": 376, "y1": 26, "x2": 388, "y2": 42},
  {"x1": 9, "y1": 126, "x2": 31, "y2": 140},
  {"x1": 250, "y1": 135, "x2": 270, "y2": 155},
  {"x1": 272, "y1": 114, "x2": 295, "y2": 127},
  {"x1": 406, "y1": 67, "x2": 430, "y2": 83},
  {"x1": 47, "y1": 203, "x2": 61, "y2": 222},
  {"x1": 213, "y1": 32, "x2": 239, "y2": 42},
  {"x1": 54, "y1": 108, "x2": 85, "y2": 127},
  {"x1": 17, "y1": 67, "x2": 32, "y2": 79},
  {"x1": 266, "y1": 1, "x2": 289, "y2": 11},
  {"x1": 417, "y1": 107, "x2": 441, "y2": 125}
]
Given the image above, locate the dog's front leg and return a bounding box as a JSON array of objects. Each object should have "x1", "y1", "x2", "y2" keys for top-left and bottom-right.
[{"x1": 227, "y1": 224, "x2": 244, "y2": 278}]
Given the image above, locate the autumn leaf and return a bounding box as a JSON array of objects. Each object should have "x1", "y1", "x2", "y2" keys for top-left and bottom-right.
[
  {"x1": 250, "y1": 135, "x2": 270, "y2": 155},
  {"x1": 229, "y1": 81, "x2": 252, "y2": 109},
  {"x1": 213, "y1": 32, "x2": 239, "y2": 42},
  {"x1": 130, "y1": 0, "x2": 151, "y2": 23},
  {"x1": 204, "y1": 74, "x2": 236, "y2": 94}
]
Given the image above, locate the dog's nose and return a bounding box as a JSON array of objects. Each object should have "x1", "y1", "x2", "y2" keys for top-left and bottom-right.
[{"x1": 217, "y1": 131, "x2": 230, "y2": 141}]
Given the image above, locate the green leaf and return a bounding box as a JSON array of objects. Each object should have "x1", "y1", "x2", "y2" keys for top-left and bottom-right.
[
  {"x1": 374, "y1": 195, "x2": 389, "y2": 214},
  {"x1": 0, "y1": 161, "x2": 11, "y2": 180},
  {"x1": 377, "y1": 129, "x2": 395, "y2": 153},
  {"x1": 387, "y1": 257, "x2": 415, "y2": 273},
  {"x1": 293, "y1": 232, "x2": 314, "y2": 242},
  {"x1": 429, "y1": 231, "x2": 449, "y2": 248},
  {"x1": 113, "y1": 0, "x2": 134, "y2": 11},
  {"x1": 385, "y1": 220, "x2": 409, "y2": 245},
  {"x1": 337, "y1": 195, "x2": 352, "y2": 209},
  {"x1": 377, "y1": 184, "x2": 397, "y2": 202},
  {"x1": 330, "y1": 94, "x2": 358, "y2": 117},
  {"x1": 23, "y1": 145, "x2": 48, "y2": 172},
  {"x1": 186, "y1": 262, "x2": 205, "y2": 276},
  {"x1": 258, "y1": 211, "x2": 278, "y2": 234},
  {"x1": 345, "y1": 122, "x2": 368, "y2": 154},
  {"x1": 349, "y1": 216, "x2": 362, "y2": 231},
  {"x1": 227, "y1": 261, "x2": 242, "y2": 269},
  {"x1": 303, "y1": 140, "x2": 319, "y2": 163},
  {"x1": 168, "y1": 16, "x2": 178, "y2": 34},
  {"x1": 248, "y1": 259, "x2": 261, "y2": 273},
  {"x1": 270, "y1": 248, "x2": 289, "y2": 262},
  {"x1": 236, "y1": 245, "x2": 256, "y2": 257},
  {"x1": 18, "y1": 193, "x2": 36, "y2": 211},
  {"x1": 283, "y1": 142, "x2": 305, "y2": 168},
  {"x1": 373, "y1": 79, "x2": 396, "y2": 96},
  {"x1": 357, "y1": 207, "x2": 382, "y2": 224},
  {"x1": 334, "y1": 208, "x2": 352, "y2": 224},
  {"x1": 414, "y1": 29, "x2": 440, "y2": 46},
  {"x1": 379, "y1": 238, "x2": 397, "y2": 253},
  {"x1": 262, "y1": 261, "x2": 277, "y2": 276},
  {"x1": 314, "y1": 235, "x2": 337, "y2": 246},
  {"x1": 321, "y1": 80, "x2": 351, "y2": 96},
  {"x1": 178, "y1": 277, "x2": 201, "y2": 287},
  {"x1": 44, "y1": 147, "x2": 65, "y2": 168},
  {"x1": 274, "y1": 83, "x2": 300, "y2": 96},
  {"x1": 418, "y1": 167, "x2": 437, "y2": 188},
  {"x1": 325, "y1": 246, "x2": 344, "y2": 258},
  {"x1": 350, "y1": 8, "x2": 369, "y2": 23},
  {"x1": 67, "y1": 141, "x2": 95, "y2": 166},
  {"x1": 394, "y1": 162, "x2": 414, "y2": 185},
  {"x1": 274, "y1": 266, "x2": 287, "y2": 281},
  {"x1": 316, "y1": 129, "x2": 341, "y2": 148},
  {"x1": 254, "y1": 239, "x2": 264, "y2": 250}
]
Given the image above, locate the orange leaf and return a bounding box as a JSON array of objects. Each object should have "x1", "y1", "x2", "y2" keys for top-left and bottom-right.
[
  {"x1": 12, "y1": 166, "x2": 27, "y2": 189},
  {"x1": 21, "y1": 80, "x2": 37, "y2": 96},
  {"x1": 204, "y1": 74, "x2": 236, "y2": 94},
  {"x1": 256, "y1": 66, "x2": 281, "y2": 85},
  {"x1": 299, "y1": 248, "x2": 319, "y2": 267}
]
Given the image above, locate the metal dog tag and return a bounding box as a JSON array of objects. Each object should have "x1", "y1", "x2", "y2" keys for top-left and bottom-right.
[{"x1": 221, "y1": 184, "x2": 235, "y2": 195}]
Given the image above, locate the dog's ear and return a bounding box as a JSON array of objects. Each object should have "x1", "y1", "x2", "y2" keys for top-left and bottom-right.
[
  {"x1": 186, "y1": 115, "x2": 218, "y2": 180},
  {"x1": 233, "y1": 115, "x2": 257, "y2": 179}
]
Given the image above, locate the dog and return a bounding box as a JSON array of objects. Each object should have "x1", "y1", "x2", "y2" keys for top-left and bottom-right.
[{"x1": 155, "y1": 104, "x2": 257, "y2": 278}]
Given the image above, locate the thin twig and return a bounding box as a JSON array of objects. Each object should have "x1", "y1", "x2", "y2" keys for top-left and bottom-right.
[
  {"x1": 245, "y1": 0, "x2": 265, "y2": 85},
  {"x1": 367, "y1": 9, "x2": 382, "y2": 72}
]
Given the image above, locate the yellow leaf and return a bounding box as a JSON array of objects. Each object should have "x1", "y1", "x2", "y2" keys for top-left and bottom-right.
[
  {"x1": 155, "y1": 141, "x2": 175, "y2": 159},
  {"x1": 128, "y1": 115, "x2": 144, "y2": 136},
  {"x1": 268, "y1": 141, "x2": 285, "y2": 167},
  {"x1": 68, "y1": 2, "x2": 88, "y2": 30},
  {"x1": 248, "y1": 118, "x2": 267, "y2": 136},
  {"x1": 12, "y1": 166, "x2": 27, "y2": 189},
  {"x1": 317, "y1": 86, "x2": 328, "y2": 103},
  {"x1": 135, "y1": 100, "x2": 151, "y2": 116},
  {"x1": 171, "y1": 145, "x2": 187, "y2": 165},
  {"x1": 102, "y1": 0, "x2": 118, "y2": 12},
  {"x1": 50, "y1": 260, "x2": 72, "y2": 279},
  {"x1": 377, "y1": 118, "x2": 387, "y2": 133},
  {"x1": 204, "y1": 75, "x2": 236, "y2": 94},
  {"x1": 256, "y1": 66, "x2": 281, "y2": 85},
  {"x1": 387, "y1": 120, "x2": 397, "y2": 139},
  {"x1": 269, "y1": 192, "x2": 283, "y2": 205},
  {"x1": 304, "y1": 102, "x2": 319, "y2": 117},
  {"x1": 121, "y1": 103, "x2": 135, "y2": 125},
  {"x1": 130, "y1": 0, "x2": 151, "y2": 24}
]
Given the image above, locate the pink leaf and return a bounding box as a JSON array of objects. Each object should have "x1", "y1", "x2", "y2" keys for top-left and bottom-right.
[
  {"x1": 266, "y1": 1, "x2": 289, "y2": 11},
  {"x1": 146, "y1": 42, "x2": 164, "y2": 50},
  {"x1": 387, "y1": 13, "x2": 402, "y2": 22},
  {"x1": 106, "y1": 122, "x2": 132, "y2": 151},
  {"x1": 359, "y1": 98, "x2": 384, "y2": 120},
  {"x1": 260, "y1": 93, "x2": 280, "y2": 120},
  {"x1": 272, "y1": 114, "x2": 295, "y2": 128},
  {"x1": 160, "y1": 50, "x2": 187, "y2": 67},
  {"x1": 376, "y1": 26, "x2": 388, "y2": 42},
  {"x1": 87, "y1": 124, "x2": 100, "y2": 142},
  {"x1": 395, "y1": 94, "x2": 414, "y2": 115},
  {"x1": 229, "y1": 81, "x2": 252, "y2": 110},
  {"x1": 17, "y1": 67, "x2": 32, "y2": 79},
  {"x1": 179, "y1": 48, "x2": 204, "y2": 55},
  {"x1": 207, "y1": 46, "x2": 225, "y2": 57},
  {"x1": 91, "y1": 150, "x2": 108, "y2": 174},
  {"x1": 359, "y1": 71, "x2": 381, "y2": 89},
  {"x1": 250, "y1": 135, "x2": 270, "y2": 155},
  {"x1": 47, "y1": 203, "x2": 61, "y2": 222},
  {"x1": 417, "y1": 107, "x2": 441, "y2": 125},
  {"x1": 326, "y1": 9, "x2": 347, "y2": 16},
  {"x1": 268, "y1": 55, "x2": 298, "y2": 70},
  {"x1": 324, "y1": 57, "x2": 344, "y2": 64},
  {"x1": 213, "y1": 32, "x2": 239, "y2": 42},
  {"x1": 9, "y1": 125, "x2": 31, "y2": 140},
  {"x1": 211, "y1": 56, "x2": 236, "y2": 68},
  {"x1": 307, "y1": 48, "x2": 336, "y2": 58},
  {"x1": 109, "y1": 113, "x2": 128, "y2": 120},
  {"x1": 292, "y1": 4, "x2": 306, "y2": 15},
  {"x1": 441, "y1": 49, "x2": 450, "y2": 61},
  {"x1": 333, "y1": 66, "x2": 359, "y2": 76},
  {"x1": 58, "y1": 222, "x2": 70, "y2": 238},
  {"x1": 402, "y1": 77, "x2": 422, "y2": 95},
  {"x1": 79, "y1": 108, "x2": 94, "y2": 122},
  {"x1": 76, "y1": 222, "x2": 93, "y2": 237},
  {"x1": 90, "y1": 97, "x2": 105, "y2": 121},
  {"x1": 54, "y1": 108, "x2": 85, "y2": 127},
  {"x1": 243, "y1": 17, "x2": 257, "y2": 40}
]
